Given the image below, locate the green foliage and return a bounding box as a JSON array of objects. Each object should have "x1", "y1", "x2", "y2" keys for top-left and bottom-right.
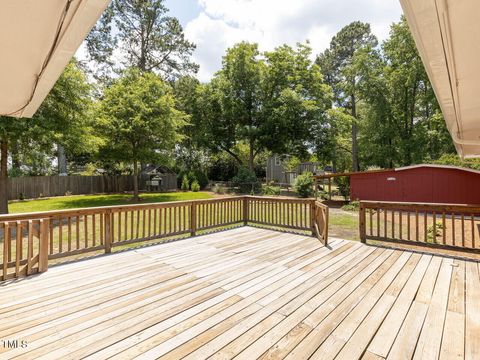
[
  {"x1": 191, "y1": 180, "x2": 200, "y2": 192},
  {"x1": 427, "y1": 222, "x2": 444, "y2": 243},
  {"x1": 263, "y1": 184, "x2": 281, "y2": 196},
  {"x1": 86, "y1": 0, "x2": 197, "y2": 80},
  {"x1": 341, "y1": 201, "x2": 359, "y2": 212},
  {"x1": 283, "y1": 156, "x2": 301, "y2": 172},
  {"x1": 336, "y1": 177, "x2": 350, "y2": 200},
  {"x1": 231, "y1": 167, "x2": 261, "y2": 194},
  {"x1": 433, "y1": 154, "x2": 480, "y2": 170},
  {"x1": 97, "y1": 68, "x2": 186, "y2": 197},
  {"x1": 196, "y1": 42, "x2": 331, "y2": 170},
  {"x1": 177, "y1": 169, "x2": 209, "y2": 190},
  {"x1": 181, "y1": 175, "x2": 190, "y2": 191},
  {"x1": 294, "y1": 172, "x2": 314, "y2": 198}
]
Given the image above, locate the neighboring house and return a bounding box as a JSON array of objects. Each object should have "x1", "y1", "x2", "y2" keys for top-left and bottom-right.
[
  {"x1": 140, "y1": 165, "x2": 177, "y2": 192},
  {"x1": 266, "y1": 155, "x2": 324, "y2": 185}
]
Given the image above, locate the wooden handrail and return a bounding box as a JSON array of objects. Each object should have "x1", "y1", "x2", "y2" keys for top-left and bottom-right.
[
  {"x1": 1, "y1": 195, "x2": 328, "y2": 281},
  {"x1": 360, "y1": 200, "x2": 480, "y2": 253}
]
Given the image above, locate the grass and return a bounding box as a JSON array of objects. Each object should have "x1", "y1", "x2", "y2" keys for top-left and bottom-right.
[
  {"x1": 8, "y1": 192, "x2": 214, "y2": 214},
  {"x1": 328, "y1": 210, "x2": 359, "y2": 241}
]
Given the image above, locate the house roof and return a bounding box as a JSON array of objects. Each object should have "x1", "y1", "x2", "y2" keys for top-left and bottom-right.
[
  {"x1": 400, "y1": 0, "x2": 480, "y2": 158},
  {"x1": 0, "y1": 0, "x2": 109, "y2": 118}
]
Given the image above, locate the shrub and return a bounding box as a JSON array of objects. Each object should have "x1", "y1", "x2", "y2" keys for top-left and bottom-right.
[
  {"x1": 336, "y1": 177, "x2": 350, "y2": 200},
  {"x1": 263, "y1": 184, "x2": 281, "y2": 196},
  {"x1": 231, "y1": 167, "x2": 261, "y2": 194},
  {"x1": 427, "y1": 222, "x2": 444, "y2": 243},
  {"x1": 177, "y1": 169, "x2": 209, "y2": 190},
  {"x1": 294, "y1": 172, "x2": 314, "y2": 198},
  {"x1": 181, "y1": 175, "x2": 190, "y2": 191},
  {"x1": 341, "y1": 200, "x2": 359, "y2": 212},
  {"x1": 191, "y1": 180, "x2": 200, "y2": 192}
]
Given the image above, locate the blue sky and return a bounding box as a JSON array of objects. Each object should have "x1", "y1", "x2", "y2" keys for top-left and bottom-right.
[
  {"x1": 165, "y1": 0, "x2": 201, "y2": 26},
  {"x1": 166, "y1": 0, "x2": 404, "y2": 82}
]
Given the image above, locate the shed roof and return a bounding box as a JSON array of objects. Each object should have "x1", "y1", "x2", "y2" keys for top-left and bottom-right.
[{"x1": 0, "y1": 0, "x2": 109, "y2": 118}]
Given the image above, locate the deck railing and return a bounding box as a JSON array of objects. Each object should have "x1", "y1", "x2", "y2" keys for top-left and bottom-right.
[
  {"x1": 0, "y1": 196, "x2": 328, "y2": 281},
  {"x1": 360, "y1": 200, "x2": 480, "y2": 252}
]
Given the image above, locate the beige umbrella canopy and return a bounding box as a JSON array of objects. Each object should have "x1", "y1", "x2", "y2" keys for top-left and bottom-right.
[
  {"x1": 0, "y1": 0, "x2": 110, "y2": 118},
  {"x1": 400, "y1": 0, "x2": 480, "y2": 158}
]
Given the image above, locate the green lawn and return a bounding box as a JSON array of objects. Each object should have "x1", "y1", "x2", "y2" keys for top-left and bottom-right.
[{"x1": 8, "y1": 192, "x2": 214, "y2": 214}]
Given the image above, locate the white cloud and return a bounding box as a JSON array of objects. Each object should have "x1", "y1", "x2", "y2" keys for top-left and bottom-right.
[{"x1": 185, "y1": 0, "x2": 403, "y2": 82}]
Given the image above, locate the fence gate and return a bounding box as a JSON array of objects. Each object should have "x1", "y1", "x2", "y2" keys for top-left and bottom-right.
[
  {"x1": 314, "y1": 201, "x2": 329, "y2": 245},
  {"x1": 1, "y1": 219, "x2": 49, "y2": 281}
]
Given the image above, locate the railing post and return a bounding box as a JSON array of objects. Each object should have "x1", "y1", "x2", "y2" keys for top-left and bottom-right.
[
  {"x1": 191, "y1": 202, "x2": 197, "y2": 236},
  {"x1": 38, "y1": 219, "x2": 49, "y2": 273},
  {"x1": 104, "y1": 210, "x2": 112, "y2": 253},
  {"x1": 359, "y1": 202, "x2": 366, "y2": 243},
  {"x1": 243, "y1": 197, "x2": 249, "y2": 226},
  {"x1": 310, "y1": 200, "x2": 316, "y2": 237}
]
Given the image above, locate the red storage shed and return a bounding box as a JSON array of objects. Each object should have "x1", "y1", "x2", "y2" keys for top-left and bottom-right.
[{"x1": 350, "y1": 165, "x2": 480, "y2": 204}]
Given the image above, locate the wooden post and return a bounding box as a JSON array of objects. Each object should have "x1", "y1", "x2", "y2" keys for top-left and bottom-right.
[
  {"x1": 310, "y1": 200, "x2": 316, "y2": 237},
  {"x1": 104, "y1": 211, "x2": 112, "y2": 253},
  {"x1": 190, "y1": 202, "x2": 197, "y2": 236},
  {"x1": 38, "y1": 219, "x2": 49, "y2": 273},
  {"x1": 2, "y1": 222, "x2": 9, "y2": 281},
  {"x1": 328, "y1": 178, "x2": 332, "y2": 200},
  {"x1": 243, "y1": 197, "x2": 249, "y2": 225},
  {"x1": 359, "y1": 202, "x2": 366, "y2": 243}
]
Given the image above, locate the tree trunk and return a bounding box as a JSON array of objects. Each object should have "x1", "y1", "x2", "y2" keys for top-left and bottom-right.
[
  {"x1": 248, "y1": 141, "x2": 255, "y2": 172},
  {"x1": 57, "y1": 144, "x2": 68, "y2": 175},
  {"x1": 133, "y1": 160, "x2": 139, "y2": 201},
  {"x1": 11, "y1": 140, "x2": 20, "y2": 173},
  {"x1": 0, "y1": 138, "x2": 8, "y2": 214},
  {"x1": 351, "y1": 93, "x2": 359, "y2": 172}
]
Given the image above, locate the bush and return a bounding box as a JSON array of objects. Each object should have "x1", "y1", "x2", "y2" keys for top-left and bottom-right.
[
  {"x1": 231, "y1": 167, "x2": 261, "y2": 194},
  {"x1": 336, "y1": 177, "x2": 350, "y2": 200},
  {"x1": 427, "y1": 222, "x2": 444, "y2": 243},
  {"x1": 191, "y1": 180, "x2": 200, "y2": 192},
  {"x1": 181, "y1": 175, "x2": 190, "y2": 191},
  {"x1": 177, "y1": 169, "x2": 209, "y2": 190},
  {"x1": 341, "y1": 200, "x2": 359, "y2": 212},
  {"x1": 294, "y1": 172, "x2": 314, "y2": 198},
  {"x1": 263, "y1": 184, "x2": 281, "y2": 196}
]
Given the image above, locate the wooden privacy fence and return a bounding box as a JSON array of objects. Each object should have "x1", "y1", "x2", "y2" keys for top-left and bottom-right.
[
  {"x1": 0, "y1": 196, "x2": 329, "y2": 281},
  {"x1": 7, "y1": 174, "x2": 177, "y2": 200},
  {"x1": 360, "y1": 201, "x2": 480, "y2": 252}
]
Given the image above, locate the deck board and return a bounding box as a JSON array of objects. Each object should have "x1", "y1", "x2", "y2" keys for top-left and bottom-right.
[{"x1": 0, "y1": 226, "x2": 478, "y2": 360}]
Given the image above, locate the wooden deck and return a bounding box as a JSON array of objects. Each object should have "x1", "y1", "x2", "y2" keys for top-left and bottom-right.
[{"x1": 0, "y1": 226, "x2": 479, "y2": 359}]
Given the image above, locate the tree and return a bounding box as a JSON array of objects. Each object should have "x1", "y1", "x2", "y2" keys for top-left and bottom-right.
[
  {"x1": 197, "y1": 42, "x2": 331, "y2": 172},
  {"x1": 0, "y1": 60, "x2": 95, "y2": 214},
  {"x1": 317, "y1": 22, "x2": 377, "y2": 171},
  {"x1": 353, "y1": 17, "x2": 454, "y2": 168},
  {"x1": 97, "y1": 68, "x2": 186, "y2": 200},
  {"x1": 34, "y1": 60, "x2": 98, "y2": 175},
  {"x1": 86, "y1": 0, "x2": 197, "y2": 80}
]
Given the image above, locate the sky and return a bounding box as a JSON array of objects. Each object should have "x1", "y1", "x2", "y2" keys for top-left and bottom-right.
[
  {"x1": 166, "y1": 0, "x2": 404, "y2": 82},
  {"x1": 78, "y1": 0, "x2": 404, "y2": 82}
]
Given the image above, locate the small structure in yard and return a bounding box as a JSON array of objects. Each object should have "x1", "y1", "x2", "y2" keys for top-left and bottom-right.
[
  {"x1": 348, "y1": 164, "x2": 480, "y2": 204},
  {"x1": 266, "y1": 155, "x2": 323, "y2": 185},
  {"x1": 141, "y1": 165, "x2": 177, "y2": 192}
]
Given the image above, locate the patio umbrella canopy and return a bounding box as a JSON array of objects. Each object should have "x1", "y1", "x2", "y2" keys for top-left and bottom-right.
[
  {"x1": 0, "y1": 0, "x2": 110, "y2": 118},
  {"x1": 400, "y1": 0, "x2": 480, "y2": 158}
]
